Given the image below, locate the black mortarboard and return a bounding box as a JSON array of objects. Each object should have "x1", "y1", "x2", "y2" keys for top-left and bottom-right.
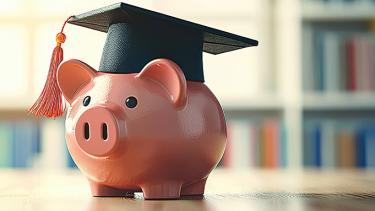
[
  {"x1": 30, "y1": 2, "x2": 258, "y2": 118},
  {"x1": 68, "y1": 2, "x2": 258, "y2": 82}
]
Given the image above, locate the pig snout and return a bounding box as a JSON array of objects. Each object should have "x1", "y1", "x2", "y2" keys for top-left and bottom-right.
[{"x1": 74, "y1": 104, "x2": 124, "y2": 157}]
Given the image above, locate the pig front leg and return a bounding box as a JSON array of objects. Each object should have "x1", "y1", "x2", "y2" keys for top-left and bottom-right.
[
  {"x1": 88, "y1": 180, "x2": 135, "y2": 197},
  {"x1": 141, "y1": 181, "x2": 183, "y2": 199}
]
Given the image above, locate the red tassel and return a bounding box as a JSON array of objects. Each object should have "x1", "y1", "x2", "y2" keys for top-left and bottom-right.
[{"x1": 29, "y1": 16, "x2": 73, "y2": 118}]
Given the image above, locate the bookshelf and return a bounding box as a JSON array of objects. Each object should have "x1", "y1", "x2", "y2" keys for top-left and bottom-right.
[
  {"x1": 303, "y1": 93, "x2": 375, "y2": 110},
  {"x1": 301, "y1": 0, "x2": 375, "y2": 169},
  {"x1": 302, "y1": 0, "x2": 375, "y2": 21},
  {"x1": 1, "y1": 0, "x2": 375, "y2": 170}
]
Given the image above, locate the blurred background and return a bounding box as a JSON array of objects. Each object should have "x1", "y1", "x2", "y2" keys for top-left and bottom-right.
[{"x1": 0, "y1": 0, "x2": 374, "y2": 170}]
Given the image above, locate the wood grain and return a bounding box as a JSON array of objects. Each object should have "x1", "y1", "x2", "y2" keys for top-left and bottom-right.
[{"x1": 0, "y1": 169, "x2": 374, "y2": 211}]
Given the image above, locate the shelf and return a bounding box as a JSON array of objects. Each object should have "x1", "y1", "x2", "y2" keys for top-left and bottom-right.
[
  {"x1": 302, "y1": 1, "x2": 375, "y2": 21},
  {"x1": 303, "y1": 93, "x2": 375, "y2": 110},
  {"x1": 221, "y1": 96, "x2": 283, "y2": 111}
]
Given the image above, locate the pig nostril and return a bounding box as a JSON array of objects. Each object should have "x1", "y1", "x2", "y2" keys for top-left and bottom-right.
[
  {"x1": 102, "y1": 123, "x2": 108, "y2": 140},
  {"x1": 84, "y1": 122, "x2": 90, "y2": 140}
]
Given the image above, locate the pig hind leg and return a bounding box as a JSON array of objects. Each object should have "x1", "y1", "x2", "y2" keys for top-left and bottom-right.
[
  {"x1": 89, "y1": 180, "x2": 135, "y2": 197},
  {"x1": 180, "y1": 178, "x2": 207, "y2": 197}
]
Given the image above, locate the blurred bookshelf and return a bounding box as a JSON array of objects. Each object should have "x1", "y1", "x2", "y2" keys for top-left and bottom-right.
[
  {"x1": 1, "y1": 0, "x2": 375, "y2": 171},
  {"x1": 302, "y1": 0, "x2": 375, "y2": 21},
  {"x1": 301, "y1": 0, "x2": 375, "y2": 169}
]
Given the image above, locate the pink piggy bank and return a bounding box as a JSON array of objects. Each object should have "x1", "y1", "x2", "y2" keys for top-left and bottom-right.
[{"x1": 57, "y1": 58, "x2": 227, "y2": 199}]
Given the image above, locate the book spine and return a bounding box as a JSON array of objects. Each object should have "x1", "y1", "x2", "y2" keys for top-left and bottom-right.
[
  {"x1": 337, "y1": 131, "x2": 356, "y2": 168},
  {"x1": 230, "y1": 120, "x2": 251, "y2": 168},
  {"x1": 321, "y1": 121, "x2": 336, "y2": 168},
  {"x1": 323, "y1": 32, "x2": 340, "y2": 92},
  {"x1": 36, "y1": 120, "x2": 67, "y2": 170},
  {"x1": 279, "y1": 122, "x2": 288, "y2": 168},
  {"x1": 262, "y1": 120, "x2": 279, "y2": 168},
  {"x1": 313, "y1": 124, "x2": 322, "y2": 167},
  {"x1": 346, "y1": 38, "x2": 357, "y2": 91},
  {"x1": 356, "y1": 128, "x2": 367, "y2": 168},
  {"x1": 248, "y1": 122, "x2": 257, "y2": 168},
  {"x1": 364, "y1": 127, "x2": 375, "y2": 168},
  {"x1": 0, "y1": 123, "x2": 13, "y2": 167},
  {"x1": 12, "y1": 121, "x2": 34, "y2": 168},
  {"x1": 303, "y1": 24, "x2": 315, "y2": 92},
  {"x1": 303, "y1": 121, "x2": 314, "y2": 167},
  {"x1": 314, "y1": 31, "x2": 325, "y2": 91}
]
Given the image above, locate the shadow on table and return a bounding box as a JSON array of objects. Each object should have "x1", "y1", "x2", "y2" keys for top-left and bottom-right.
[
  {"x1": 85, "y1": 194, "x2": 213, "y2": 211},
  {"x1": 84, "y1": 192, "x2": 375, "y2": 211}
]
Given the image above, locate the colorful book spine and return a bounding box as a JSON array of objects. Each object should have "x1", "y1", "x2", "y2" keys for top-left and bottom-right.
[
  {"x1": 248, "y1": 123, "x2": 258, "y2": 167},
  {"x1": 323, "y1": 32, "x2": 340, "y2": 92},
  {"x1": 364, "y1": 128, "x2": 375, "y2": 168},
  {"x1": 12, "y1": 121, "x2": 34, "y2": 168},
  {"x1": 220, "y1": 118, "x2": 285, "y2": 169},
  {"x1": 356, "y1": 128, "x2": 367, "y2": 168},
  {"x1": 303, "y1": 122, "x2": 321, "y2": 167},
  {"x1": 337, "y1": 130, "x2": 356, "y2": 168},
  {"x1": 279, "y1": 123, "x2": 288, "y2": 167},
  {"x1": 229, "y1": 120, "x2": 251, "y2": 168},
  {"x1": 314, "y1": 31, "x2": 325, "y2": 91},
  {"x1": 261, "y1": 120, "x2": 279, "y2": 168},
  {"x1": 313, "y1": 124, "x2": 322, "y2": 167},
  {"x1": 321, "y1": 121, "x2": 336, "y2": 168},
  {"x1": 346, "y1": 38, "x2": 357, "y2": 91},
  {"x1": 0, "y1": 123, "x2": 13, "y2": 167},
  {"x1": 305, "y1": 28, "x2": 375, "y2": 92},
  {"x1": 37, "y1": 120, "x2": 67, "y2": 170}
]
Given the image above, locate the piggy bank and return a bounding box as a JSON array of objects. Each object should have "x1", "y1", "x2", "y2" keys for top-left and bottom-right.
[{"x1": 57, "y1": 58, "x2": 227, "y2": 199}]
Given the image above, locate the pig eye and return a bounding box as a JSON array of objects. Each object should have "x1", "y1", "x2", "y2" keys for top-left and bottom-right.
[
  {"x1": 125, "y1": 96, "x2": 137, "y2": 108},
  {"x1": 83, "y1": 96, "x2": 91, "y2": 106}
]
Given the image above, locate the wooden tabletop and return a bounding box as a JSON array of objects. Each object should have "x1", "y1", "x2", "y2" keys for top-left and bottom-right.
[{"x1": 0, "y1": 169, "x2": 374, "y2": 211}]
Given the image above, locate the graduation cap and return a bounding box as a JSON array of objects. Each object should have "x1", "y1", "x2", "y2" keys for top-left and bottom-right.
[{"x1": 29, "y1": 2, "x2": 258, "y2": 118}]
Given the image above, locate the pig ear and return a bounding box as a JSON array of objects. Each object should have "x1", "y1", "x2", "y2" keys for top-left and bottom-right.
[
  {"x1": 136, "y1": 59, "x2": 187, "y2": 108},
  {"x1": 57, "y1": 59, "x2": 96, "y2": 104}
]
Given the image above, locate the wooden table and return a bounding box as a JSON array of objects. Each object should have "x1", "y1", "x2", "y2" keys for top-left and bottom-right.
[{"x1": 0, "y1": 169, "x2": 374, "y2": 211}]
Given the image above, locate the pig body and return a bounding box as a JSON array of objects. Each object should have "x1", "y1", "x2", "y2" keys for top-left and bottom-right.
[{"x1": 58, "y1": 58, "x2": 226, "y2": 199}]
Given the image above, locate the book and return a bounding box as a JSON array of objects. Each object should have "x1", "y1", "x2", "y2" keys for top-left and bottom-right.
[
  {"x1": 337, "y1": 130, "x2": 356, "y2": 168},
  {"x1": 356, "y1": 127, "x2": 367, "y2": 168},
  {"x1": 313, "y1": 124, "x2": 322, "y2": 167},
  {"x1": 303, "y1": 122, "x2": 321, "y2": 167},
  {"x1": 35, "y1": 120, "x2": 67, "y2": 170},
  {"x1": 0, "y1": 123, "x2": 13, "y2": 167},
  {"x1": 314, "y1": 31, "x2": 325, "y2": 91},
  {"x1": 356, "y1": 126, "x2": 375, "y2": 168},
  {"x1": 228, "y1": 120, "x2": 251, "y2": 168},
  {"x1": 302, "y1": 24, "x2": 315, "y2": 92},
  {"x1": 303, "y1": 122, "x2": 314, "y2": 167},
  {"x1": 261, "y1": 119, "x2": 279, "y2": 168},
  {"x1": 354, "y1": 35, "x2": 375, "y2": 92},
  {"x1": 248, "y1": 122, "x2": 258, "y2": 168},
  {"x1": 279, "y1": 122, "x2": 288, "y2": 168},
  {"x1": 364, "y1": 127, "x2": 375, "y2": 168},
  {"x1": 323, "y1": 32, "x2": 341, "y2": 92},
  {"x1": 321, "y1": 121, "x2": 336, "y2": 168},
  {"x1": 12, "y1": 121, "x2": 34, "y2": 168},
  {"x1": 346, "y1": 38, "x2": 357, "y2": 91}
]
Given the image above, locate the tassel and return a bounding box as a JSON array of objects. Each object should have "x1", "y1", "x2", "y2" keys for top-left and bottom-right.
[{"x1": 29, "y1": 16, "x2": 73, "y2": 118}]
